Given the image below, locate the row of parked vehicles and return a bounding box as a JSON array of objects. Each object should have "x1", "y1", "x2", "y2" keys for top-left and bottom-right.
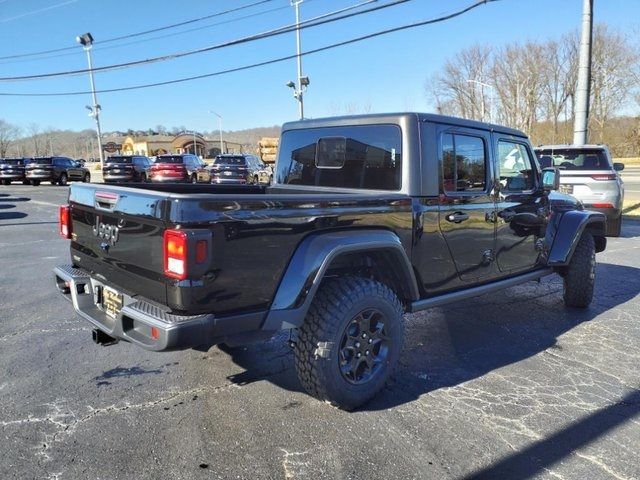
[
  {"x1": 0, "y1": 153, "x2": 274, "y2": 187},
  {"x1": 103, "y1": 153, "x2": 273, "y2": 185},
  {"x1": 0, "y1": 156, "x2": 91, "y2": 186}
]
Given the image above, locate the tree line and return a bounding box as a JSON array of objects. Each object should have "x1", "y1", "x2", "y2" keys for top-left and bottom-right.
[{"x1": 427, "y1": 23, "x2": 640, "y2": 157}]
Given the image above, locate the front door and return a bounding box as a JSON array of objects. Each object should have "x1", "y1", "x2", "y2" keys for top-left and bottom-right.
[
  {"x1": 438, "y1": 127, "x2": 496, "y2": 283},
  {"x1": 493, "y1": 136, "x2": 542, "y2": 274}
]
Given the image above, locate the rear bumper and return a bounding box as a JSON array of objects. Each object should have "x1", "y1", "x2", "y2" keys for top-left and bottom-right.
[
  {"x1": 0, "y1": 172, "x2": 24, "y2": 179},
  {"x1": 583, "y1": 205, "x2": 621, "y2": 221},
  {"x1": 211, "y1": 177, "x2": 247, "y2": 184},
  {"x1": 149, "y1": 176, "x2": 188, "y2": 183},
  {"x1": 26, "y1": 173, "x2": 54, "y2": 180},
  {"x1": 104, "y1": 174, "x2": 135, "y2": 182},
  {"x1": 53, "y1": 264, "x2": 264, "y2": 351}
]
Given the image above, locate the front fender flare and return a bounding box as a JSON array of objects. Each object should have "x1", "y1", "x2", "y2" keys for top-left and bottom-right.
[
  {"x1": 546, "y1": 210, "x2": 606, "y2": 266},
  {"x1": 262, "y1": 230, "x2": 418, "y2": 330}
]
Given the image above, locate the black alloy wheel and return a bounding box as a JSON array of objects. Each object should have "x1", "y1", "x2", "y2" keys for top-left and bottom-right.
[{"x1": 339, "y1": 308, "x2": 390, "y2": 385}]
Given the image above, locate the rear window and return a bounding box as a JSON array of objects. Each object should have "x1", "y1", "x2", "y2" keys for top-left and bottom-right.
[
  {"x1": 536, "y1": 149, "x2": 611, "y2": 170},
  {"x1": 1, "y1": 159, "x2": 23, "y2": 165},
  {"x1": 276, "y1": 125, "x2": 402, "y2": 190},
  {"x1": 34, "y1": 158, "x2": 53, "y2": 165},
  {"x1": 156, "y1": 156, "x2": 184, "y2": 164},
  {"x1": 106, "y1": 156, "x2": 132, "y2": 164},
  {"x1": 215, "y1": 156, "x2": 246, "y2": 165}
]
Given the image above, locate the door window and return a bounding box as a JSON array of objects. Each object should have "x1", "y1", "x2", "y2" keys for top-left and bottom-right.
[
  {"x1": 442, "y1": 134, "x2": 487, "y2": 193},
  {"x1": 497, "y1": 141, "x2": 535, "y2": 191}
]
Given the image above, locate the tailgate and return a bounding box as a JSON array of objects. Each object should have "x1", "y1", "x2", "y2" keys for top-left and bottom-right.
[{"x1": 68, "y1": 184, "x2": 169, "y2": 306}]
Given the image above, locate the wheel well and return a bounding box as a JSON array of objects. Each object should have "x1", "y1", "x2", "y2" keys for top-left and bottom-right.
[
  {"x1": 584, "y1": 221, "x2": 606, "y2": 252},
  {"x1": 323, "y1": 250, "x2": 416, "y2": 309}
]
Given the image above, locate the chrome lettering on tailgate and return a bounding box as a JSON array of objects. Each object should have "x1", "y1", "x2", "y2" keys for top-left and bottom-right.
[{"x1": 92, "y1": 217, "x2": 120, "y2": 246}]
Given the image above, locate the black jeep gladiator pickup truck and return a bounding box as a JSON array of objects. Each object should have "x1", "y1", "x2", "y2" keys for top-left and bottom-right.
[{"x1": 54, "y1": 113, "x2": 606, "y2": 409}]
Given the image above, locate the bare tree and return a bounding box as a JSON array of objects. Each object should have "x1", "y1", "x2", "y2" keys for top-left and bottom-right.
[
  {"x1": 428, "y1": 45, "x2": 493, "y2": 121},
  {"x1": 0, "y1": 119, "x2": 20, "y2": 157},
  {"x1": 589, "y1": 24, "x2": 638, "y2": 142},
  {"x1": 27, "y1": 123, "x2": 42, "y2": 157}
]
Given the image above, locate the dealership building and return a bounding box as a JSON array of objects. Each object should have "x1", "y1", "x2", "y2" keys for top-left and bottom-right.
[{"x1": 120, "y1": 132, "x2": 244, "y2": 158}]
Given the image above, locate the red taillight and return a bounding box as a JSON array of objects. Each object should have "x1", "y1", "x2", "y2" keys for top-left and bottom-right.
[
  {"x1": 591, "y1": 202, "x2": 614, "y2": 209},
  {"x1": 163, "y1": 230, "x2": 188, "y2": 280},
  {"x1": 591, "y1": 174, "x2": 617, "y2": 181},
  {"x1": 59, "y1": 205, "x2": 72, "y2": 239}
]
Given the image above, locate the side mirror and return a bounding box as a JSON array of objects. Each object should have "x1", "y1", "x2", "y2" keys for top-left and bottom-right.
[
  {"x1": 613, "y1": 162, "x2": 625, "y2": 172},
  {"x1": 541, "y1": 167, "x2": 560, "y2": 192}
]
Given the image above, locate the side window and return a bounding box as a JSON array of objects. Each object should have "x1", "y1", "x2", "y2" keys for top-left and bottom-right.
[
  {"x1": 53, "y1": 158, "x2": 61, "y2": 167},
  {"x1": 442, "y1": 133, "x2": 487, "y2": 193},
  {"x1": 497, "y1": 141, "x2": 535, "y2": 191}
]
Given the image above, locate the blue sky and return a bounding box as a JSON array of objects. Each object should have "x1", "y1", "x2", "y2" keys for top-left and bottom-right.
[{"x1": 0, "y1": 0, "x2": 638, "y2": 133}]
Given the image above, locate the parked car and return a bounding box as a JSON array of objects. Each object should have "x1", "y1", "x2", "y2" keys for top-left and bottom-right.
[
  {"x1": 103, "y1": 155, "x2": 152, "y2": 183},
  {"x1": 54, "y1": 113, "x2": 607, "y2": 410},
  {"x1": 148, "y1": 154, "x2": 210, "y2": 183},
  {"x1": 535, "y1": 145, "x2": 624, "y2": 236},
  {"x1": 256, "y1": 163, "x2": 274, "y2": 185},
  {"x1": 209, "y1": 154, "x2": 266, "y2": 184},
  {"x1": 0, "y1": 157, "x2": 31, "y2": 185},
  {"x1": 25, "y1": 156, "x2": 90, "y2": 186}
]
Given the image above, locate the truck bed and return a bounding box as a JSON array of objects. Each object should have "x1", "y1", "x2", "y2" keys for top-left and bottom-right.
[{"x1": 67, "y1": 183, "x2": 414, "y2": 317}]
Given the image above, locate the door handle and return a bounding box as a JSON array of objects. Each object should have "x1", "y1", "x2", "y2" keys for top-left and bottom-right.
[{"x1": 445, "y1": 212, "x2": 469, "y2": 223}]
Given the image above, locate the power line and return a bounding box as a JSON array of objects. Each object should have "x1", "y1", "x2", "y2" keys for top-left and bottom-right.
[
  {"x1": 0, "y1": 0, "x2": 500, "y2": 97},
  {"x1": 0, "y1": 0, "x2": 394, "y2": 82},
  {"x1": 0, "y1": 0, "x2": 277, "y2": 60},
  {"x1": 0, "y1": 1, "x2": 296, "y2": 66}
]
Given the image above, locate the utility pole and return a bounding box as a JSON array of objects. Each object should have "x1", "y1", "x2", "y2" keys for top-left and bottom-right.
[
  {"x1": 77, "y1": 33, "x2": 105, "y2": 168},
  {"x1": 286, "y1": 0, "x2": 309, "y2": 119},
  {"x1": 573, "y1": 0, "x2": 593, "y2": 146}
]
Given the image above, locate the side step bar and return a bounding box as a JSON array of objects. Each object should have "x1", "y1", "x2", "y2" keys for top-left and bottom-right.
[{"x1": 409, "y1": 268, "x2": 553, "y2": 313}]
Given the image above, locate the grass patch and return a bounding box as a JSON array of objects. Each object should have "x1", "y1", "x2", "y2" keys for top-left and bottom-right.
[
  {"x1": 623, "y1": 201, "x2": 640, "y2": 217},
  {"x1": 615, "y1": 157, "x2": 640, "y2": 167}
]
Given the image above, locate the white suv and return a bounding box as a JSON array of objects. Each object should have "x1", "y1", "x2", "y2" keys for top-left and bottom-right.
[{"x1": 535, "y1": 145, "x2": 625, "y2": 236}]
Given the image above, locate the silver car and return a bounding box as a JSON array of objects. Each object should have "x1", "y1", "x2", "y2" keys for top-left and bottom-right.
[{"x1": 535, "y1": 145, "x2": 625, "y2": 236}]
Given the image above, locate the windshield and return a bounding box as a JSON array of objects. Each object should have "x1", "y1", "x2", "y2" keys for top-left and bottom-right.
[
  {"x1": 536, "y1": 149, "x2": 611, "y2": 171},
  {"x1": 156, "y1": 156, "x2": 184, "y2": 164},
  {"x1": 215, "y1": 156, "x2": 246, "y2": 165},
  {"x1": 106, "y1": 156, "x2": 132, "y2": 164}
]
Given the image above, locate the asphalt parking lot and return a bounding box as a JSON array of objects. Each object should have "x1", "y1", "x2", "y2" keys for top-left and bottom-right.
[{"x1": 1, "y1": 183, "x2": 639, "y2": 480}]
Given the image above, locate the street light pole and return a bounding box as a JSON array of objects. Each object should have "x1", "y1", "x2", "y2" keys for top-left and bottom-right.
[
  {"x1": 76, "y1": 33, "x2": 105, "y2": 168},
  {"x1": 293, "y1": 0, "x2": 304, "y2": 119},
  {"x1": 209, "y1": 111, "x2": 224, "y2": 154}
]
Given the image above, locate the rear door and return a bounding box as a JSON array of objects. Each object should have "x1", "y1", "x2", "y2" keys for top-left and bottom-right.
[
  {"x1": 66, "y1": 158, "x2": 84, "y2": 180},
  {"x1": 493, "y1": 136, "x2": 542, "y2": 274},
  {"x1": 437, "y1": 126, "x2": 497, "y2": 282}
]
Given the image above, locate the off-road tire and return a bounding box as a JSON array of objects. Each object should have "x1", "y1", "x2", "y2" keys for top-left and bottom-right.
[
  {"x1": 293, "y1": 277, "x2": 404, "y2": 410},
  {"x1": 58, "y1": 173, "x2": 68, "y2": 186},
  {"x1": 563, "y1": 232, "x2": 595, "y2": 308},
  {"x1": 606, "y1": 215, "x2": 622, "y2": 237},
  {"x1": 83, "y1": 172, "x2": 90, "y2": 183},
  {"x1": 31, "y1": 179, "x2": 40, "y2": 186},
  {"x1": 1, "y1": 179, "x2": 10, "y2": 185}
]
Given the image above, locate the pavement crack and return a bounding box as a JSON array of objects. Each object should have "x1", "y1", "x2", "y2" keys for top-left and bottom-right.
[{"x1": 573, "y1": 452, "x2": 631, "y2": 480}]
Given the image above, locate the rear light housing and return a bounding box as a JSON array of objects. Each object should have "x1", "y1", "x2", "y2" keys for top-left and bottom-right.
[
  {"x1": 590, "y1": 202, "x2": 614, "y2": 209},
  {"x1": 590, "y1": 174, "x2": 617, "y2": 181},
  {"x1": 59, "y1": 205, "x2": 72, "y2": 239},
  {"x1": 164, "y1": 230, "x2": 188, "y2": 279}
]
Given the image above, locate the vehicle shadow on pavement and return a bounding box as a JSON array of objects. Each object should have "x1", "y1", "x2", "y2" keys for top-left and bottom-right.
[
  {"x1": 222, "y1": 263, "x2": 640, "y2": 411},
  {"x1": 460, "y1": 389, "x2": 640, "y2": 479}
]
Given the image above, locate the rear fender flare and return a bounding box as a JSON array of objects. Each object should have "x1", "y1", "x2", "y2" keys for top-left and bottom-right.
[
  {"x1": 262, "y1": 230, "x2": 418, "y2": 330},
  {"x1": 546, "y1": 210, "x2": 606, "y2": 266}
]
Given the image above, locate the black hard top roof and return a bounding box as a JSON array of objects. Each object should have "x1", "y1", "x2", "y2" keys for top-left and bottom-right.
[{"x1": 282, "y1": 112, "x2": 527, "y2": 138}]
